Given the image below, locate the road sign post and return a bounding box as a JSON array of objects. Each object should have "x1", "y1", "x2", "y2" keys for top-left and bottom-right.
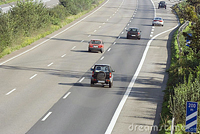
[{"x1": 185, "y1": 101, "x2": 198, "y2": 133}]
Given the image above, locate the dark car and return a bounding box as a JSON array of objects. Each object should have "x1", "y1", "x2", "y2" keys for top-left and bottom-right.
[
  {"x1": 158, "y1": 1, "x2": 166, "y2": 9},
  {"x1": 88, "y1": 39, "x2": 104, "y2": 53},
  {"x1": 91, "y1": 64, "x2": 115, "y2": 88},
  {"x1": 126, "y1": 27, "x2": 141, "y2": 40}
]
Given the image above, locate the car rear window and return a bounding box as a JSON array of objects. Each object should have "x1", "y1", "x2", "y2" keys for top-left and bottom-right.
[
  {"x1": 91, "y1": 40, "x2": 101, "y2": 44},
  {"x1": 94, "y1": 66, "x2": 109, "y2": 72},
  {"x1": 129, "y1": 28, "x2": 137, "y2": 32},
  {"x1": 155, "y1": 18, "x2": 161, "y2": 20}
]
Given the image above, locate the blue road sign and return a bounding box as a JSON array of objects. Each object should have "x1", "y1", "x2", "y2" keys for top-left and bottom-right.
[{"x1": 186, "y1": 101, "x2": 198, "y2": 133}]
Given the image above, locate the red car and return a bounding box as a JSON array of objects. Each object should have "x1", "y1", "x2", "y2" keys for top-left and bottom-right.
[{"x1": 88, "y1": 39, "x2": 104, "y2": 53}]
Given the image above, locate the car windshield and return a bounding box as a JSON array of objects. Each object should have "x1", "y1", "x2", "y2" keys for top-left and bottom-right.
[
  {"x1": 91, "y1": 40, "x2": 101, "y2": 44},
  {"x1": 94, "y1": 66, "x2": 109, "y2": 72}
]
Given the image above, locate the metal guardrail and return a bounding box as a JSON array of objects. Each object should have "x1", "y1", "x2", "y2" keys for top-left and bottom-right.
[{"x1": 177, "y1": 21, "x2": 189, "y2": 53}]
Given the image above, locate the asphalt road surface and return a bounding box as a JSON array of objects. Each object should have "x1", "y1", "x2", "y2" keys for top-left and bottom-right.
[{"x1": 0, "y1": 0, "x2": 179, "y2": 133}]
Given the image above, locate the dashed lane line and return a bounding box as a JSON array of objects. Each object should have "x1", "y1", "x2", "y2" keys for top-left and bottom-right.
[
  {"x1": 79, "y1": 77, "x2": 85, "y2": 82},
  {"x1": 6, "y1": 88, "x2": 16, "y2": 95},
  {"x1": 41, "y1": 112, "x2": 52, "y2": 122},
  {"x1": 30, "y1": 74, "x2": 37, "y2": 80},
  {"x1": 63, "y1": 92, "x2": 71, "y2": 99}
]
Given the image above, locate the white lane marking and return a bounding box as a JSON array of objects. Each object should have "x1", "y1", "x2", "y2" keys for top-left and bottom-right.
[
  {"x1": 30, "y1": 74, "x2": 37, "y2": 79},
  {"x1": 118, "y1": 36, "x2": 120, "y2": 39},
  {"x1": 150, "y1": 35, "x2": 153, "y2": 37},
  {"x1": 105, "y1": 3, "x2": 179, "y2": 133},
  {"x1": 6, "y1": 88, "x2": 16, "y2": 95},
  {"x1": 121, "y1": 32, "x2": 124, "y2": 34},
  {"x1": 107, "y1": 19, "x2": 109, "y2": 21},
  {"x1": 94, "y1": 30, "x2": 97, "y2": 32},
  {"x1": 127, "y1": 24, "x2": 129, "y2": 26},
  {"x1": 125, "y1": 27, "x2": 127, "y2": 30},
  {"x1": 47, "y1": 62, "x2": 54, "y2": 67},
  {"x1": 151, "y1": 32, "x2": 154, "y2": 34},
  {"x1": 131, "y1": 18, "x2": 133, "y2": 19},
  {"x1": 115, "y1": 11, "x2": 117, "y2": 13},
  {"x1": 113, "y1": 14, "x2": 115, "y2": 16},
  {"x1": 152, "y1": 29, "x2": 154, "y2": 31},
  {"x1": 61, "y1": 54, "x2": 66, "y2": 57},
  {"x1": 0, "y1": 0, "x2": 110, "y2": 66},
  {"x1": 113, "y1": 42, "x2": 116, "y2": 45},
  {"x1": 99, "y1": 26, "x2": 101, "y2": 28},
  {"x1": 103, "y1": 22, "x2": 105, "y2": 25},
  {"x1": 110, "y1": 16, "x2": 112, "y2": 18},
  {"x1": 88, "y1": 34, "x2": 91, "y2": 37},
  {"x1": 100, "y1": 56, "x2": 104, "y2": 60},
  {"x1": 152, "y1": 26, "x2": 155, "y2": 29},
  {"x1": 42, "y1": 112, "x2": 52, "y2": 121},
  {"x1": 81, "y1": 40, "x2": 84, "y2": 42},
  {"x1": 133, "y1": 15, "x2": 135, "y2": 17},
  {"x1": 130, "y1": 21, "x2": 131, "y2": 22},
  {"x1": 134, "y1": 12, "x2": 136, "y2": 14},
  {"x1": 71, "y1": 46, "x2": 76, "y2": 50},
  {"x1": 107, "y1": 48, "x2": 111, "y2": 51},
  {"x1": 63, "y1": 92, "x2": 71, "y2": 99},
  {"x1": 79, "y1": 77, "x2": 85, "y2": 82}
]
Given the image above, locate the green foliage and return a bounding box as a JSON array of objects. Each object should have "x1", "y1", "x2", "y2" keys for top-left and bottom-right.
[
  {"x1": 59, "y1": 0, "x2": 100, "y2": 15},
  {"x1": 0, "y1": 0, "x2": 103, "y2": 57},
  {"x1": 161, "y1": 2, "x2": 200, "y2": 133}
]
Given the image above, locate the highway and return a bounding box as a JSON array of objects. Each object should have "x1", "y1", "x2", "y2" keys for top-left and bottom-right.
[{"x1": 0, "y1": 0, "x2": 179, "y2": 133}]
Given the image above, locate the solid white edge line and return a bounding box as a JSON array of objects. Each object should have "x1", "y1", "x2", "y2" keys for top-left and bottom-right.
[
  {"x1": 79, "y1": 77, "x2": 85, "y2": 82},
  {"x1": 6, "y1": 88, "x2": 16, "y2": 95},
  {"x1": 0, "y1": 0, "x2": 110, "y2": 65},
  {"x1": 30, "y1": 74, "x2": 37, "y2": 79},
  {"x1": 41, "y1": 112, "x2": 52, "y2": 121},
  {"x1": 108, "y1": 48, "x2": 111, "y2": 51},
  {"x1": 105, "y1": 3, "x2": 180, "y2": 132},
  {"x1": 63, "y1": 92, "x2": 71, "y2": 99}
]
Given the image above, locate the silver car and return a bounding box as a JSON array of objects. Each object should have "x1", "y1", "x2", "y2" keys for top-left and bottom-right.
[{"x1": 152, "y1": 17, "x2": 164, "y2": 26}]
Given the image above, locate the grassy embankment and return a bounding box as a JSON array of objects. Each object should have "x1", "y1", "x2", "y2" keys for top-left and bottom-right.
[
  {"x1": 0, "y1": 0, "x2": 104, "y2": 58},
  {"x1": 159, "y1": 2, "x2": 200, "y2": 134}
]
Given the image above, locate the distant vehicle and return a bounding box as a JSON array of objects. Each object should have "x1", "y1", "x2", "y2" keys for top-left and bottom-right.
[
  {"x1": 152, "y1": 17, "x2": 164, "y2": 26},
  {"x1": 90, "y1": 64, "x2": 115, "y2": 88},
  {"x1": 126, "y1": 27, "x2": 141, "y2": 40},
  {"x1": 158, "y1": 1, "x2": 166, "y2": 9},
  {"x1": 88, "y1": 39, "x2": 104, "y2": 53}
]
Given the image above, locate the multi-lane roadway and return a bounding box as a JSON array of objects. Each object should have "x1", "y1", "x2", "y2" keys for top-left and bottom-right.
[{"x1": 0, "y1": 0, "x2": 179, "y2": 133}]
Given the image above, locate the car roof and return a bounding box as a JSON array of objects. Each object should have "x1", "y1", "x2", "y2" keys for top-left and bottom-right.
[
  {"x1": 90, "y1": 39, "x2": 102, "y2": 41},
  {"x1": 154, "y1": 17, "x2": 163, "y2": 19},
  {"x1": 129, "y1": 27, "x2": 139, "y2": 29},
  {"x1": 94, "y1": 64, "x2": 110, "y2": 66}
]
